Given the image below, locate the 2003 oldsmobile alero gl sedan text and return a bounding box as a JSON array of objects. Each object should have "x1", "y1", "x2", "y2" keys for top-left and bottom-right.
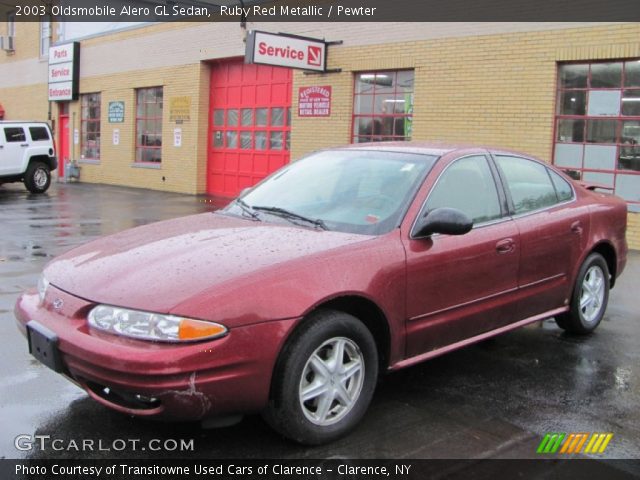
[{"x1": 15, "y1": 143, "x2": 628, "y2": 444}]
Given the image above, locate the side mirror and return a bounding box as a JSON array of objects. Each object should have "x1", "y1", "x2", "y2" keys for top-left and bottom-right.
[{"x1": 414, "y1": 207, "x2": 473, "y2": 238}]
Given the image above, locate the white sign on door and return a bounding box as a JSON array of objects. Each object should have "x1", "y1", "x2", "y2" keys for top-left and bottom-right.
[
  {"x1": 173, "y1": 128, "x2": 182, "y2": 147},
  {"x1": 113, "y1": 129, "x2": 120, "y2": 146}
]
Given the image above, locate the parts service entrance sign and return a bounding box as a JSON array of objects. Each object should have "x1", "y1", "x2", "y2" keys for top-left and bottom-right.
[
  {"x1": 48, "y1": 43, "x2": 80, "y2": 101},
  {"x1": 245, "y1": 31, "x2": 327, "y2": 72}
]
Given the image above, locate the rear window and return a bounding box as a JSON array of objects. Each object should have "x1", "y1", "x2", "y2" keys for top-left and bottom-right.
[
  {"x1": 29, "y1": 126, "x2": 50, "y2": 141},
  {"x1": 548, "y1": 169, "x2": 574, "y2": 202},
  {"x1": 4, "y1": 127, "x2": 26, "y2": 143},
  {"x1": 495, "y1": 155, "x2": 559, "y2": 215}
]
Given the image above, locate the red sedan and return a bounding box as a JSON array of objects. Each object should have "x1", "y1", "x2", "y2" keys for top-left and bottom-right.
[{"x1": 15, "y1": 143, "x2": 627, "y2": 444}]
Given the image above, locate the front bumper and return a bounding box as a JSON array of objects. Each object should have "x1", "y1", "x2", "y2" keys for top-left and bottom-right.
[{"x1": 15, "y1": 286, "x2": 299, "y2": 421}]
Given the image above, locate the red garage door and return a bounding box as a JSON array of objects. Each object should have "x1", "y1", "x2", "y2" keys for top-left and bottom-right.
[{"x1": 208, "y1": 59, "x2": 292, "y2": 197}]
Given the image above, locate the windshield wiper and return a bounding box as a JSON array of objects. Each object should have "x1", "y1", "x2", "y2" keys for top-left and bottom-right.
[
  {"x1": 252, "y1": 205, "x2": 328, "y2": 230},
  {"x1": 235, "y1": 198, "x2": 260, "y2": 221}
]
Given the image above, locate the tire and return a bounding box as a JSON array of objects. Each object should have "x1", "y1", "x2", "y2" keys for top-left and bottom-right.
[
  {"x1": 263, "y1": 310, "x2": 378, "y2": 445},
  {"x1": 24, "y1": 161, "x2": 51, "y2": 194},
  {"x1": 555, "y1": 253, "x2": 610, "y2": 334}
]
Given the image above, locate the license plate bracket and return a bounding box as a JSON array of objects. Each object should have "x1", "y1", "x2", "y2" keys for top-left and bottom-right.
[{"x1": 26, "y1": 321, "x2": 63, "y2": 373}]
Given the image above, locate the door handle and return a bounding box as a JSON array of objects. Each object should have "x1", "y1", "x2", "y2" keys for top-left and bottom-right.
[
  {"x1": 571, "y1": 221, "x2": 583, "y2": 234},
  {"x1": 20, "y1": 143, "x2": 29, "y2": 147},
  {"x1": 496, "y1": 238, "x2": 515, "y2": 254}
]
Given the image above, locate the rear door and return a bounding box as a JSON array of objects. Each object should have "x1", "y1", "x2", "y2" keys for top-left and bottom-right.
[
  {"x1": 492, "y1": 154, "x2": 587, "y2": 318},
  {"x1": 0, "y1": 126, "x2": 27, "y2": 175},
  {"x1": 403, "y1": 154, "x2": 520, "y2": 356}
]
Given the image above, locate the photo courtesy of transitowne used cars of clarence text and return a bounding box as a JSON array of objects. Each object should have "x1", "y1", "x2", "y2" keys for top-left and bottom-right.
[{"x1": 15, "y1": 142, "x2": 627, "y2": 444}]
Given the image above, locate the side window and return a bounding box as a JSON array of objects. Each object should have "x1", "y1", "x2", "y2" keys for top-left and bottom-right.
[
  {"x1": 29, "y1": 127, "x2": 50, "y2": 142},
  {"x1": 426, "y1": 155, "x2": 502, "y2": 224},
  {"x1": 548, "y1": 169, "x2": 574, "y2": 202},
  {"x1": 4, "y1": 127, "x2": 26, "y2": 142},
  {"x1": 495, "y1": 155, "x2": 558, "y2": 214}
]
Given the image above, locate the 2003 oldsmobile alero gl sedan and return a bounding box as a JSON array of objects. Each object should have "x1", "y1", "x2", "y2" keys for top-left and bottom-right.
[{"x1": 15, "y1": 143, "x2": 628, "y2": 444}]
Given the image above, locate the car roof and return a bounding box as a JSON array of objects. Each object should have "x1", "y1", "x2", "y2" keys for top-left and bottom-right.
[
  {"x1": 340, "y1": 141, "x2": 493, "y2": 157},
  {"x1": 339, "y1": 141, "x2": 544, "y2": 161}
]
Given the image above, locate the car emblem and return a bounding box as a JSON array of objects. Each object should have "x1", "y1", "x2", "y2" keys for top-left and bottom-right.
[{"x1": 52, "y1": 298, "x2": 64, "y2": 310}]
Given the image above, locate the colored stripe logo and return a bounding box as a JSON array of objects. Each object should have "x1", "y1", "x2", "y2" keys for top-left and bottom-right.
[{"x1": 537, "y1": 433, "x2": 613, "y2": 454}]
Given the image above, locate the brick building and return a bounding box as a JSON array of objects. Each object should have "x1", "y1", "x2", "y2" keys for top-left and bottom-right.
[{"x1": 1, "y1": 20, "x2": 639, "y2": 248}]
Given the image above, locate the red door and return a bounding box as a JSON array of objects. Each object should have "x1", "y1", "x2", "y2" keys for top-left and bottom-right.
[
  {"x1": 58, "y1": 104, "x2": 70, "y2": 179},
  {"x1": 207, "y1": 59, "x2": 292, "y2": 198}
]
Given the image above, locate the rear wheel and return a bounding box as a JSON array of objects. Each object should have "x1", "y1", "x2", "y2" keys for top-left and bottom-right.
[
  {"x1": 556, "y1": 253, "x2": 609, "y2": 334},
  {"x1": 24, "y1": 161, "x2": 51, "y2": 193},
  {"x1": 263, "y1": 310, "x2": 378, "y2": 445}
]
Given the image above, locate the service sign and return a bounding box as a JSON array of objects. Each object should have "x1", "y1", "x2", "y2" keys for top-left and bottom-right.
[
  {"x1": 48, "y1": 43, "x2": 80, "y2": 101},
  {"x1": 48, "y1": 63, "x2": 73, "y2": 83},
  {"x1": 245, "y1": 31, "x2": 327, "y2": 72},
  {"x1": 298, "y1": 86, "x2": 332, "y2": 117}
]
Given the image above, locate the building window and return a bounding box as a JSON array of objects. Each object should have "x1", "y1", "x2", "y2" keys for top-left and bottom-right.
[
  {"x1": 352, "y1": 70, "x2": 414, "y2": 143},
  {"x1": 554, "y1": 60, "x2": 640, "y2": 210},
  {"x1": 81, "y1": 93, "x2": 101, "y2": 161},
  {"x1": 39, "y1": 17, "x2": 50, "y2": 57},
  {"x1": 136, "y1": 87, "x2": 163, "y2": 163}
]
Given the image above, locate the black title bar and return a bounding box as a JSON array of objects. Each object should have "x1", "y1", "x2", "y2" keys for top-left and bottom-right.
[{"x1": 3, "y1": 0, "x2": 640, "y2": 22}]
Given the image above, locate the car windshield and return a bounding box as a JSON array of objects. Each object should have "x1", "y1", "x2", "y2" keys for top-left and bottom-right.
[{"x1": 221, "y1": 149, "x2": 437, "y2": 235}]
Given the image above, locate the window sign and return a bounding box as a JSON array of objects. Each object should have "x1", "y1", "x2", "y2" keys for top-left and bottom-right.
[
  {"x1": 298, "y1": 86, "x2": 331, "y2": 117},
  {"x1": 169, "y1": 97, "x2": 191, "y2": 123},
  {"x1": 108, "y1": 101, "x2": 125, "y2": 123}
]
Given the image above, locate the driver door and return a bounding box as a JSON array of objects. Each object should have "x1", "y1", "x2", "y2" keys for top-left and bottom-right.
[{"x1": 403, "y1": 154, "x2": 520, "y2": 356}]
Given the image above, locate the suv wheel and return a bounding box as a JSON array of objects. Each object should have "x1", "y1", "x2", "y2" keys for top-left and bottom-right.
[{"x1": 24, "y1": 162, "x2": 51, "y2": 194}]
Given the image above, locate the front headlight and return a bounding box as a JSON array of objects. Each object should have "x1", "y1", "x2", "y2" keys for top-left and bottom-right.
[
  {"x1": 87, "y1": 305, "x2": 227, "y2": 343},
  {"x1": 37, "y1": 274, "x2": 49, "y2": 303}
]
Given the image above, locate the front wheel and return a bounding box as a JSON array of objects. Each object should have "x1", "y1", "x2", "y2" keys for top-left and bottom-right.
[
  {"x1": 556, "y1": 253, "x2": 610, "y2": 334},
  {"x1": 263, "y1": 310, "x2": 378, "y2": 445},
  {"x1": 24, "y1": 161, "x2": 51, "y2": 193}
]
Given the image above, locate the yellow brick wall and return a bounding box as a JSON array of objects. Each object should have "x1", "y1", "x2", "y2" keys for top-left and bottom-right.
[
  {"x1": 0, "y1": 83, "x2": 50, "y2": 123},
  {"x1": 2, "y1": 22, "x2": 44, "y2": 62},
  {"x1": 69, "y1": 63, "x2": 208, "y2": 195},
  {"x1": 291, "y1": 23, "x2": 640, "y2": 161},
  {"x1": 1, "y1": 20, "x2": 54, "y2": 121}
]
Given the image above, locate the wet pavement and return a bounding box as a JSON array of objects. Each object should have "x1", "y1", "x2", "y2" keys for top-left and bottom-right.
[{"x1": 1, "y1": 182, "x2": 639, "y2": 461}]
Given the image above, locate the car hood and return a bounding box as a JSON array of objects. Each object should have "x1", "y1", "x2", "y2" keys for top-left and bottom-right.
[{"x1": 44, "y1": 212, "x2": 372, "y2": 313}]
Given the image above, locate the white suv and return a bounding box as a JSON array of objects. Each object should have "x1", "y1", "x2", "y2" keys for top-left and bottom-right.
[{"x1": 0, "y1": 121, "x2": 58, "y2": 194}]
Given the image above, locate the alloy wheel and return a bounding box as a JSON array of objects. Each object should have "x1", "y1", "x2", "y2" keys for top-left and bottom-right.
[
  {"x1": 579, "y1": 265, "x2": 606, "y2": 324},
  {"x1": 298, "y1": 337, "x2": 364, "y2": 426}
]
